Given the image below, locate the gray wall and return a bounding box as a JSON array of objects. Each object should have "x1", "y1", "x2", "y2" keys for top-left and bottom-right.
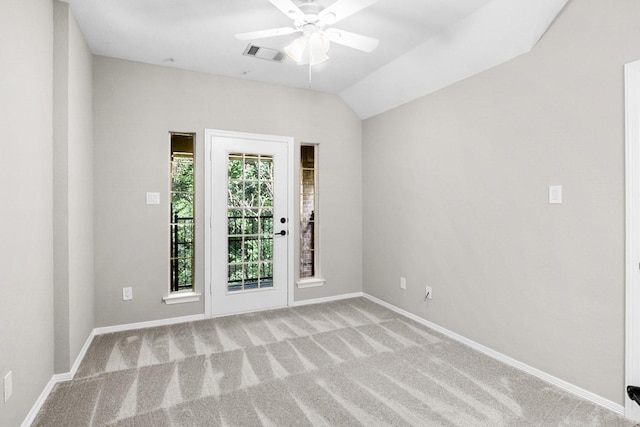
[
  {"x1": 3, "y1": 0, "x2": 635, "y2": 422},
  {"x1": 53, "y1": 1, "x2": 95, "y2": 374},
  {"x1": 93, "y1": 57, "x2": 362, "y2": 327},
  {"x1": 0, "y1": 0, "x2": 55, "y2": 425},
  {"x1": 362, "y1": 0, "x2": 640, "y2": 405}
]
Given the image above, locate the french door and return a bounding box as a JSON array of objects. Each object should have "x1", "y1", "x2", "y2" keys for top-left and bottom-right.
[{"x1": 205, "y1": 130, "x2": 292, "y2": 317}]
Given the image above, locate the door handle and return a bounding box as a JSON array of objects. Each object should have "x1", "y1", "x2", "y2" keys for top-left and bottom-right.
[{"x1": 275, "y1": 230, "x2": 287, "y2": 236}]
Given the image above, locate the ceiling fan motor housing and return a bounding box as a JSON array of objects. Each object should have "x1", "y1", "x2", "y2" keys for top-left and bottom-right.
[{"x1": 294, "y1": 2, "x2": 336, "y2": 28}]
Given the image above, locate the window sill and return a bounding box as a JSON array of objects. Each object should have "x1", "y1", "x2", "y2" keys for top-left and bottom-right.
[
  {"x1": 296, "y1": 278, "x2": 326, "y2": 289},
  {"x1": 163, "y1": 291, "x2": 202, "y2": 305}
]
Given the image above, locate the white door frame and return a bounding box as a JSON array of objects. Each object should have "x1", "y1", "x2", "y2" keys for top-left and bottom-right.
[
  {"x1": 625, "y1": 59, "x2": 640, "y2": 421},
  {"x1": 204, "y1": 129, "x2": 295, "y2": 318}
]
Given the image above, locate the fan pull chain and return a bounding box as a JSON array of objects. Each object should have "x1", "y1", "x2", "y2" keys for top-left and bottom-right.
[{"x1": 308, "y1": 62, "x2": 312, "y2": 89}]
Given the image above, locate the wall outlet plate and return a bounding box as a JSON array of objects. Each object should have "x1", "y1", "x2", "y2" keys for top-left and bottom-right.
[
  {"x1": 122, "y1": 287, "x2": 133, "y2": 301},
  {"x1": 4, "y1": 371, "x2": 12, "y2": 403},
  {"x1": 400, "y1": 277, "x2": 406, "y2": 290}
]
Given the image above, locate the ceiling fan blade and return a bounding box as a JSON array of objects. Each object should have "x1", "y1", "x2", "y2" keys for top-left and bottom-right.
[
  {"x1": 319, "y1": 0, "x2": 378, "y2": 25},
  {"x1": 235, "y1": 27, "x2": 298, "y2": 40},
  {"x1": 325, "y1": 28, "x2": 379, "y2": 52},
  {"x1": 268, "y1": 0, "x2": 304, "y2": 20}
]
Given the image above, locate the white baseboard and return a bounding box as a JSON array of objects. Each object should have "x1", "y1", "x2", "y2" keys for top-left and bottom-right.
[
  {"x1": 20, "y1": 376, "x2": 57, "y2": 427},
  {"x1": 21, "y1": 328, "x2": 97, "y2": 426},
  {"x1": 363, "y1": 293, "x2": 625, "y2": 416},
  {"x1": 70, "y1": 329, "x2": 97, "y2": 378},
  {"x1": 20, "y1": 299, "x2": 357, "y2": 425},
  {"x1": 22, "y1": 313, "x2": 204, "y2": 426},
  {"x1": 27, "y1": 294, "x2": 620, "y2": 425},
  {"x1": 291, "y1": 292, "x2": 364, "y2": 307},
  {"x1": 93, "y1": 313, "x2": 206, "y2": 335}
]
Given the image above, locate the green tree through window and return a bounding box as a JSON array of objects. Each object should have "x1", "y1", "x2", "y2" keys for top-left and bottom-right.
[
  {"x1": 170, "y1": 133, "x2": 195, "y2": 292},
  {"x1": 226, "y1": 153, "x2": 274, "y2": 291}
]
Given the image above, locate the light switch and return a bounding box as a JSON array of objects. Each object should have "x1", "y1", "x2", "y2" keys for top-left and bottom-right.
[
  {"x1": 549, "y1": 185, "x2": 562, "y2": 204},
  {"x1": 146, "y1": 192, "x2": 160, "y2": 205}
]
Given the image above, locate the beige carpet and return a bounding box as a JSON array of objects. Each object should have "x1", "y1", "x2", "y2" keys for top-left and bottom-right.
[{"x1": 33, "y1": 298, "x2": 635, "y2": 426}]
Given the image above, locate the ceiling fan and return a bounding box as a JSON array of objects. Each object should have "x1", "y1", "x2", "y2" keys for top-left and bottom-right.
[{"x1": 236, "y1": 0, "x2": 380, "y2": 66}]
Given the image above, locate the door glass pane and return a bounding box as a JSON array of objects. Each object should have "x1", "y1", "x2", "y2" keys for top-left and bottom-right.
[
  {"x1": 227, "y1": 153, "x2": 275, "y2": 292},
  {"x1": 259, "y1": 158, "x2": 273, "y2": 181},
  {"x1": 261, "y1": 209, "x2": 273, "y2": 234},
  {"x1": 260, "y1": 262, "x2": 273, "y2": 288},
  {"x1": 228, "y1": 155, "x2": 243, "y2": 179},
  {"x1": 244, "y1": 156, "x2": 259, "y2": 180}
]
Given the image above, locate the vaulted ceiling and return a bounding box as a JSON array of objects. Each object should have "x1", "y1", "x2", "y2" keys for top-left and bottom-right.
[{"x1": 64, "y1": 0, "x2": 568, "y2": 118}]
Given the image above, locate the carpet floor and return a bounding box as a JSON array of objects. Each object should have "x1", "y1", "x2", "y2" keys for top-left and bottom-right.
[{"x1": 33, "y1": 297, "x2": 636, "y2": 426}]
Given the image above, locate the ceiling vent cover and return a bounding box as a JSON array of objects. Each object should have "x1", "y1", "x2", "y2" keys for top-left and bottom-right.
[{"x1": 243, "y1": 44, "x2": 285, "y2": 63}]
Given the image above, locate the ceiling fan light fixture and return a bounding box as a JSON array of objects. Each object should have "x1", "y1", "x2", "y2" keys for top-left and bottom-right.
[
  {"x1": 284, "y1": 36, "x2": 306, "y2": 63},
  {"x1": 308, "y1": 32, "x2": 330, "y2": 64},
  {"x1": 284, "y1": 32, "x2": 330, "y2": 66}
]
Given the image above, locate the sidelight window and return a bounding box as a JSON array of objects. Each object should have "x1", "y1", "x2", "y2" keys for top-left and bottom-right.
[
  {"x1": 170, "y1": 133, "x2": 195, "y2": 293},
  {"x1": 300, "y1": 144, "x2": 318, "y2": 280}
]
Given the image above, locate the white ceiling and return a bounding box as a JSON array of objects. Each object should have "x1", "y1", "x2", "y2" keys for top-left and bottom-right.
[{"x1": 64, "y1": 0, "x2": 568, "y2": 118}]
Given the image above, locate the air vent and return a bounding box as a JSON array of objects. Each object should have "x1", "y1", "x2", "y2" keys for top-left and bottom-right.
[{"x1": 243, "y1": 44, "x2": 285, "y2": 63}]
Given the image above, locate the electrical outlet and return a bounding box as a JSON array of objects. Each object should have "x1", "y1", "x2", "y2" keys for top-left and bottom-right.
[
  {"x1": 122, "y1": 287, "x2": 133, "y2": 301},
  {"x1": 425, "y1": 286, "x2": 433, "y2": 300},
  {"x1": 400, "y1": 277, "x2": 406, "y2": 290},
  {"x1": 4, "y1": 371, "x2": 13, "y2": 403}
]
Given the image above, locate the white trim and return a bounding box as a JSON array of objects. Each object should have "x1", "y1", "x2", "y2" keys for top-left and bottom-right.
[
  {"x1": 363, "y1": 293, "x2": 625, "y2": 416},
  {"x1": 204, "y1": 130, "x2": 213, "y2": 318},
  {"x1": 290, "y1": 292, "x2": 364, "y2": 307},
  {"x1": 162, "y1": 291, "x2": 202, "y2": 305},
  {"x1": 69, "y1": 330, "x2": 96, "y2": 378},
  {"x1": 203, "y1": 292, "x2": 364, "y2": 317},
  {"x1": 21, "y1": 329, "x2": 96, "y2": 427},
  {"x1": 20, "y1": 376, "x2": 57, "y2": 427},
  {"x1": 93, "y1": 313, "x2": 205, "y2": 335},
  {"x1": 26, "y1": 289, "x2": 626, "y2": 424},
  {"x1": 296, "y1": 278, "x2": 326, "y2": 288},
  {"x1": 287, "y1": 135, "x2": 295, "y2": 308},
  {"x1": 21, "y1": 313, "x2": 203, "y2": 426},
  {"x1": 625, "y1": 59, "x2": 640, "y2": 422},
  {"x1": 20, "y1": 294, "x2": 359, "y2": 425}
]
